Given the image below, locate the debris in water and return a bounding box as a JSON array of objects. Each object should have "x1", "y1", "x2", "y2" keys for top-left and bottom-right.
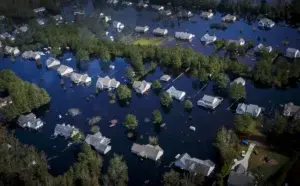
[
  {"x1": 144, "y1": 117, "x2": 150, "y2": 123},
  {"x1": 109, "y1": 119, "x2": 118, "y2": 127},
  {"x1": 160, "y1": 123, "x2": 166, "y2": 128},
  {"x1": 88, "y1": 116, "x2": 101, "y2": 125},
  {"x1": 68, "y1": 108, "x2": 81, "y2": 116},
  {"x1": 189, "y1": 126, "x2": 196, "y2": 131},
  {"x1": 58, "y1": 114, "x2": 62, "y2": 119}
]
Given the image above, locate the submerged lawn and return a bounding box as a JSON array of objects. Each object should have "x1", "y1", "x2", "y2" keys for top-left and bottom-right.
[
  {"x1": 248, "y1": 147, "x2": 289, "y2": 181},
  {"x1": 133, "y1": 37, "x2": 162, "y2": 46}
]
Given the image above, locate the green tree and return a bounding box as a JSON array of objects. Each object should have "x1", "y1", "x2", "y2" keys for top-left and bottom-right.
[
  {"x1": 198, "y1": 68, "x2": 209, "y2": 83},
  {"x1": 125, "y1": 67, "x2": 135, "y2": 82},
  {"x1": 215, "y1": 126, "x2": 239, "y2": 163},
  {"x1": 104, "y1": 154, "x2": 128, "y2": 186},
  {"x1": 90, "y1": 125, "x2": 100, "y2": 134},
  {"x1": 184, "y1": 100, "x2": 193, "y2": 110},
  {"x1": 123, "y1": 114, "x2": 138, "y2": 130},
  {"x1": 116, "y1": 85, "x2": 131, "y2": 101},
  {"x1": 229, "y1": 83, "x2": 246, "y2": 100},
  {"x1": 152, "y1": 109, "x2": 162, "y2": 124},
  {"x1": 163, "y1": 170, "x2": 181, "y2": 186},
  {"x1": 234, "y1": 114, "x2": 259, "y2": 134},
  {"x1": 51, "y1": 46, "x2": 61, "y2": 57},
  {"x1": 160, "y1": 92, "x2": 173, "y2": 107},
  {"x1": 213, "y1": 73, "x2": 229, "y2": 91},
  {"x1": 152, "y1": 80, "x2": 162, "y2": 89}
]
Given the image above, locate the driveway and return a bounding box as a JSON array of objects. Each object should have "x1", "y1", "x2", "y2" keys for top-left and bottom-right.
[{"x1": 232, "y1": 143, "x2": 256, "y2": 171}]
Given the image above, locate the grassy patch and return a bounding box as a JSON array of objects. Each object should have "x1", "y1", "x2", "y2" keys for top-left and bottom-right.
[
  {"x1": 133, "y1": 38, "x2": 162, "y2": 46},
  {"x1": 248, "y1": 147, "x2": 289, "y2": 181}
]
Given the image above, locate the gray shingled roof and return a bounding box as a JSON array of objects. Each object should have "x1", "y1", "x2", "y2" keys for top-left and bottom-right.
[{"x1": 228, "y1": 171, "x2": 255, "y2": 186}]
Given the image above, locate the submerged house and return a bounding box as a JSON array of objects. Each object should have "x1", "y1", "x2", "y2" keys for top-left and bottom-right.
[
  {"x1": 228, "y1": 38, "x2": 245, "y2": 46},
  {"x1": 201, "y1": 33, "x2": 217, "y2": 45},
  {"x1": 96, "y1": 76, "x2": 120, "y2": 90},
  {"x1": 166, "y1": 86, "x2": 186, "y2": 100},
  {"x1": 175, "y1": 32, "x2": 195, "y2": 42},
  {"x1": 231, "y1": 77, "x2": 246, "y2": 86},
  {"x1": 54, "y1": 124, "x2": 79, "y2": 138},
  {"x1": 57, "y1": 65, "x2": 74, "y2": 76},
  {"x1": 107, "y1": 0, "x2": 119, "y2": 4},
  {"x1": 177, "y1": 10, "x2": 193, "y2": 18},
  {"x1": 0, "y1": 96, "x2": 12, "y2": 109},
  {"x1": 258, "y1": 18, "x2": 275, "y2": 28},
  {"x1": 197, "y1": 95, "x2": 223, "y2": 109},
  {"x1": 131, "y1": 143, "x2": 164, "y2": 161},
  {"x1": 174, "y1": 153, "x2": 215, "y2": 176},
  {"x1": 113, "y1": 21, "x2": 125, "y2": 30},
  {"x1": 200, "y1": 11, "x2": 213, "y2": 19},
  {"x1": 236, "y1": 103, "x2": 262, "y2": 117},
  {"x1": 282, "y1": 102, "x2": 300, "y2": 120},
  {"x1": 222, "y1": 14, "x2": 236, "y2": 22},
  {"x1": 151, "y1": 5, "x2": 164, "y2": 11},
  {"x1": 161, "y1": 10, "x2": 172, "y2": 16},
  {"x1": 103, "y1": 16, "x2": 112, "y2": 23},
  {"x1": 18, "y1": 113, "x2": 43, "y2": 130},
  {"x1": 160, "y1": 74, "x2": 171, "y2": 82},
  {"x1": 4, "y1": 46, "x2": 20, "y2": 56},
  {"x1": 153, "y1": 27, "x2": 168, "y2": 36},
  {"x1": 70, "y1": 72, "x2": 92, "y2": 84},
  {"x1": 133, "y1": 80, "x2": 151, "y2": 94},
  {"x1": 135, "y1": 26, "x2": 149, "y2": 33},
  {"x1": 46, "y1": 57, "x2": 60, "y2": 68},
  {"x1": 285, "y1": 48, "x2": 300, "y2": 58},
  {"x1": 85, "y1": 132, "x2": 112, "y2": 154},
  {"x1": 254, "y1": 43, "x2": 273, "y2": 53},
  {"x1": 19, "y1": 25, "x2": 28, "y2": 33},
  {"x1": 33, "y1": 7, "x2": 46, "y2": 13},
  {"x1": 137, "y1": 1, "x2": 148, "y2": 8},
  {"x1": 53, "y1": 15, "x2": 63, "y2": 22},
  {"x1": 22, "y1": 51, "x2": 41, "y2": 60},
  {"x1": 36, "y1": 19, "x2": 45, "y2": 25}
]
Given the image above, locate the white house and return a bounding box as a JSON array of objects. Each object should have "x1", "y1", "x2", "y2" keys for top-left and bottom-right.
[
  {"x1": 85, "y1": 132, "x2": 112, "y2": 154},
  {"x1": 113, "y1": 21, "x2": 124, "y2": 30},
  {"x1": 166, "y1": 86, "x2": 186, "y2": 100},
  {"x1": 131, "y1": 143, "x2": 164, "y2": 161},
  {"x1": 153, "y1": 27, "x2": 168, "y2": 36},
  {"x1": 33, "y1": 7, "x2": 46, "y2": 13},
  {"x1": 258, "y1": 18, "x2": 275, "y2": 28},
  {"x1": 254, "y1": 43, "x2": 273, "y2": 53},
  {"x1": 151, "y1": 5, "x2": 164, "y2": 11},
  {"x1": 70, "y1": 72, "x2": 92, "y2": 84},
  {"x1": 222, "y1": 14, "x2": 236, "y2": 22},
  {"x1": 4, "y1": 46, "x2": 20, "y2": 56},
  {"x1": 22, "y1": 51, "x2": 41, "y2": 60},
  {"x1": 175, "y1": 153, "x2": 215, "y2": 176},
  {"x1": 197, "y1": 95, "x2": 223, "y2": 109},
  {"x1": 228, "y1": 38, "x2": 245, "y2": 46},
  {"x1": 36, "y1": 19, "x2": 45, "y2": 25},
  {"x1": 160, "y1": 74, "x2": 171, "y2": 82},
  {"x1": 133, "y1": 80, "x2": 151, "y2": 94},
  {"x1": 236, "y1": 103, "x2": 262, "y2": 117},
  {"x1": 46, "y1": 57, "x2": 61, "y2": 68},
  {"x1": 285, "y1": 48, "x2": 300, "y2": 58},
  {"x1": 201, "y1": 33, "x2": 217, "y2": 45},
  {"x1": 200, "y1": 11, "x2": 213, "y2": 19},
  {"x1": 135, "y1": 26, "x2": 149, "y2": 33},
  {"x1": 18, "y1": 113, "x2": 43, "y2": 130},
  {"x1": 57, "y1": 65, "x2": 74, "y2": 76},
  {"x1": 96, "y1": 76, "x2": 120, "y2": 90},
  {"x1": 231, "y1": 77, "x2": 246, "y2": 86},
  {"x1": 175, "y1": 32, "x2": 195, "y2": 42}
]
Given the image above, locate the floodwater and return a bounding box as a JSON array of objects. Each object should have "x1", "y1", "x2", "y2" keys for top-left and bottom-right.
[{"x1": 1, "y1": 0, "x2": 300, "y2": 185}]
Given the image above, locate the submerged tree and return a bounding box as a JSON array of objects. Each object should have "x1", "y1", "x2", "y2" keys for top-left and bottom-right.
[
  {"x1": 229, "y1": 83, "x2": 246, "y2": 100},
  {"x1": 152, "y1": 109, "x2": 162, "y2": 124},
  {"x1": 184, "y1": 100, "x2": 193, "y2": 110},
  {"x1": 123, "y1": 114, "x2": 138, "y2": 130},
  {"x1": 160, "y1": 92, "x2": 173, "y2": 107},
  {"x1": 116, "y1": 85, "x2": 131, "y2": 101},
  {"x1": 152, "y1": 80, "x2": 162, "y2": 90}
]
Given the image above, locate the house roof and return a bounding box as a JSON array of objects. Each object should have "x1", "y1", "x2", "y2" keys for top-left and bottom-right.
[
  {"x1": 202, "y1": 95, "x2": 217, "y2": 104},
  {"x1": 175, "y1": 153, "x2": 215, "y2": 175},
  {"x1": 46, "y1": 57, "x2": 60, "y2": 67},
  {"x1": 232, "y1": 77, "x2": 245, "y2": 86},
  {"x1": 201, "y1": 34, "x2": 216, "y2": 42},
  {"x1": 85, "y1": 132, "x2": 111, "y2": 153},
  {"x1": 166, "y1": 86, "x2": 185, "y2": 100},
  {"x1": 131, "y1": 143, "x2": 163, "y2": 160},
  {"x1": 228, "y1": 171, "x2": 255, "y2": 186},
  {"x1": 175, "y1": 32, "x2": 194, "y2": 39},
  {"x1": 246, "y1": 104, "x2": 261, "y2": 114},
  {"x1": 286, "y1": 48, "x2": 299, "y2": 56},
  {"x1": 133, "y1": 80, "x2": 151, "y2": 92},
  {"x1": 54, "y1": 124, "x2": 78, "y2": 137},
  {"x1": 57, "y1": 65, "x2": 73, "y2": 75},
  {"x1": 160, "y1": 74, "x2": 171, "y2": 81},
  {"x1": 153, "y1": 27, "x2": 168, "y2": 34}
]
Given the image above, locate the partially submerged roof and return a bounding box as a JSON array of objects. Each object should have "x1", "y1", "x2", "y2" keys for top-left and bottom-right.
[
  {"x1": 85, "y1": 132, "x2": 111, "y2": 154},
  {"x1": 131, "y1": 143, "x2": 163, "y2": 160}
]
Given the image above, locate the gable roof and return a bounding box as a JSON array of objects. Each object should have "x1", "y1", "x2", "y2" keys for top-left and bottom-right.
[
  {"x1": 131, "y1": 143, "x2": 163, "y2": 160},
  {"x1": 228, "y1": 171, "x2": 255, "y2": 186}
]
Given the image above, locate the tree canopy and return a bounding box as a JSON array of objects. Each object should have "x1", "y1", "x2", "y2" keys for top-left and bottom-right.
[
  {"x1": 160, "y1": 92, "x2": 173, "y2": 107},
  {"x1": 152, "y1": 109, "x2": 162, "y2": 124},
  {"x1": 0, "y1": 70, "x2": 50, "y2": 121},
  {"x1": 123, "y1": 114, "x2": 138, "y2": 130},
  {"x1": 229, "y1": 83, "x2": 246, "y2": 100},
  {"x1": 116, "y1": 85, "x2": 131, "y2": 101}
]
